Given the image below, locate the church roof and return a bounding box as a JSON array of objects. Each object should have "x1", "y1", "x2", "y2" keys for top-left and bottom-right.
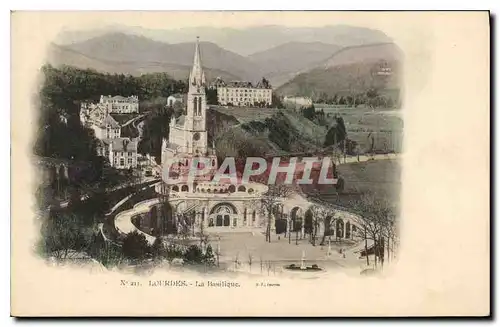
[{"x1": 189, "y1": 37, "x2": 206, "y2": 89}]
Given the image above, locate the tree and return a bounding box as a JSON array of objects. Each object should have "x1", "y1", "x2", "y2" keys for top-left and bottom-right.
[
  {"x1": 247, "y1": 253, "x2": 254, "y2": 271},
  {"x1": 366, "y1": 88, "x2": 379, "y2": 99},
  {"x1": 205, "y1": 87, "x2": 218, "y2": 105},
  {"x1": 301, "y1": 105, "x2": 316, "y2": 121},
  {"x1": 324, "y1": 116, "x2": 348, "y2": 154},
  {"x1": 349, "y1": 192, "x2": 396, "y2": 268},
  {"x1": 203, "y1": 245, "x2": 216, "y2": 266},
  {"x1": 151, "y1": 237, "x2": 165, "y2": 260},
  {"x1": 121, "y1": 231, "x2": 151, "y2": 261},
  {"x1": 260, "y1": 184, "x2": 293, "y2": 243},
  {"x1": 309, "y1": 205, "x2": 335, "y2": 246},
  {"x1": 40, "y1": 210, "x2": 95, "y2": 260},
  {"x1": 271, "y1": 93, "x2": 284, "y2": 109},
  {"x1": 304, "y1": 209, "x2": 314, "y2": 241},
  {"x1": 157, "y1": 190, "x2": 175, "y2": 235}
]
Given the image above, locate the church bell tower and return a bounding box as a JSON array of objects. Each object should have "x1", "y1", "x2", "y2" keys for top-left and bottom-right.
[{"x1": 185, "y1": 36, "x2": 208, "y2": 155}]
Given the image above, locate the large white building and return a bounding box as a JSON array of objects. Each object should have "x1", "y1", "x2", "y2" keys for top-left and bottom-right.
[
  {"x1": 100, "y1": 95, "x2": 139, "y2": 114},
  {"x1": 214, "y1": 79, "x2": 273, "y2": 107},
  {"x1": 283, "y1": 96, "x2": 313, "y2": 108}
]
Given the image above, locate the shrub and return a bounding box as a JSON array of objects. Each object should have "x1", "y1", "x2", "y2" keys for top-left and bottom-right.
[
  {"x1": 121, "y1": 231, "x2": 150, "y2": 261},
  {"x1": 183, "y1": 245, "x2": 204, "y2": 264},
  {"x1": 203, "y1": 245, "x2": 216, "y2": 266}
]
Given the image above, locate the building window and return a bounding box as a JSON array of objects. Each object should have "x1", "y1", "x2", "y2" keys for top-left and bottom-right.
[
  {"x1": 128, "y1": 152, "x2": 133, "y2": 156},
  {"x1": 128, "y1": 158, "x2": 132, "y2": 164},
  {"x1": 120, "y1": 158, "x2": 125, "y2": 166}
]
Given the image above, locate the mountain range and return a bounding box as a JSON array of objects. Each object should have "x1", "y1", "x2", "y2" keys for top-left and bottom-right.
[
  {"x1": 46, "y1": 26, "x2": 403, "y2": 95},
  {"x1": 54, "y1": 24, "x2": 393, "y2": 56}
]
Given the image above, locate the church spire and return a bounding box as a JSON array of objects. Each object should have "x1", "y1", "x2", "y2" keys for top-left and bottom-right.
[{"x1": 190, "y1": 36, "x2": 206, "y2": 89}]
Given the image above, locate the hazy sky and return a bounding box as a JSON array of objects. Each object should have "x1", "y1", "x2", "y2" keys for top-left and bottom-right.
[{"x1": 52, "y1": 11, "x2": 403, "y2": 33}]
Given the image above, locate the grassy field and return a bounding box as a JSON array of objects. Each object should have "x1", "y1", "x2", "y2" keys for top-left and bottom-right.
[
  {"x1": 317, "y1": 105, "x2": 404, "y2": 153},
  {"x1": 307, "y1": 159, "x2": 402, "y2": 209},
  {"x1": 211, "y1": 105, "x2": 281, "y2": 124}
]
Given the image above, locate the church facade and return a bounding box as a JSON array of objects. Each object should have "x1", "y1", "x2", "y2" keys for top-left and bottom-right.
[
  {"x1": 161, "y1": 37, "x2": 216, "y2": 173},
  {"x1": 158, "y1": 38, "x2": 268, "y2": 231}
]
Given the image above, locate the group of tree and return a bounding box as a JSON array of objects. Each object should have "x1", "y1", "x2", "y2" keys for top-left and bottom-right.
[
  {"x1": 323, "y1": 114, "x2": 347, "y2": 147},
  {"x1": 41, "y1": 65, "x2": 187, "y2": 106},
  {"x1": 205, "y1": 87, "x2": 218, "y2": 105},
  {"x1": 121, "y1": 231, "x2": 217, "y2": 266},
  {"x1": 271, "y1": 94, "x2": 285, "y2": 109},
  {"x1": 349, "y1": 192, "x2": 399, "y2": 268},
  {"x1": 138, "y1": 106, "x2": 175, "y2": 164},
  {"x1": 315, "y1": 88, "x2": 398, "y2": 109},
  {"x1": 36, "y1": 65, "x2": 187, "y2": 159},
  {"x1": 38, "y1": 186, "x2": 110, "y2": 262}
]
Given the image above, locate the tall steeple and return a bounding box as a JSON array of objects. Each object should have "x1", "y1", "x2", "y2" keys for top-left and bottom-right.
[{"x1": 189, "y1": 36, "x2": 206, "y2": 91}]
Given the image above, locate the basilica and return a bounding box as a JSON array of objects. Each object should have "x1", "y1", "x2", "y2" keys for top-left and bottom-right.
[
  {"x1": 142, "y1": 38, "x2": 360, "y2": 240},
  {"x1": 157, "y1": 38, "x2": 269, "y2": 231}
]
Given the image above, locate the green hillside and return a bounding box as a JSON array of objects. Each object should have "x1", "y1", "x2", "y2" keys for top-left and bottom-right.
[
  {"x1": 208, "y1": 107, "x2": 328, "y2": 159},
  {"x1": 277, "y1": 60, "x2": 401, "y2": 101}
]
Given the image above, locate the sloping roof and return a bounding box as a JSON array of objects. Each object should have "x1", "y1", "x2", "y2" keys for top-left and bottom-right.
[
  {"x1": 165, "y1": 142, "x2": 181, "y2": 150},
  {"x1": 227, "y1": 81, "x2": 254, "y2": 88},
  {"x1": 210, "y1": 77, "x2": 227, "y2": 87},
  {"x1": 175, "y1": 115, "x2": 186, "y2": 126},
  {"x1": 255, "y1": 80, "x2": 272, "y2": 89},
  {"x1": 101, "y1": 95, "x2": 138, "y2": 102},
  {"x1": 97, "y1": 114, "x2": 120, "y2": 128},
  {"x1": 96, "y1": 139, "x2": 109, "y2": 147},
  {"x1": 110, "y1": 138, "x2": 138, "y2": 152},
  {"x1": 110, "y1": 113, "x2": 138, "y2": 125}
]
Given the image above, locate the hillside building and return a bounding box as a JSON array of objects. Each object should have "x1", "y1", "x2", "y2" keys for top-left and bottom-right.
[
  {"x1": 214, "y1": 79, "x2": 273, "y2": 107},
  {"x1": 100, "y1": 95, "x2": 139, "y2": 113},
  {"x1": 283, "y1": 96, "x2": 313, "y2": 108},
  {"x1": 97, "y1": 138, "x2": 138, "y2": 169},
  {"x1": 91, "y1": 114, "x2": 121, "y2": 140}
]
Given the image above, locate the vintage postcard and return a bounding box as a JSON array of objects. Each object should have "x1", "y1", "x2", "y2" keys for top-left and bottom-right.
[{"x1": 11, "y1": 11, "x2": 490, "y2": 316}]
